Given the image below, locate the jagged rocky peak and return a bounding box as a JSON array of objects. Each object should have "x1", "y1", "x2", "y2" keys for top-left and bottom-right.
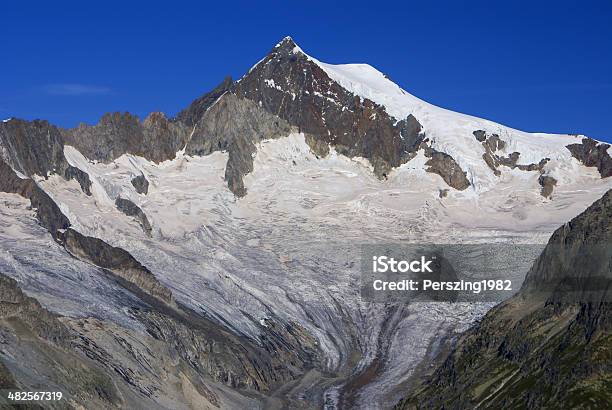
[
  {"x1": 64, "y1": 111, "x2": 189, "y2": 163},
  {"x1": 234, "y1": 36, "x2": 424, "y2": 178},
  {"x1": 177, "y1": 75, "x2": 233, "y2": 127},
  {"x1": 185, "y1": 92, "x2": 293, "y2": 196},
  {"x1": 0, "y1": 118, "x2": 67, "y2": 177},
  {"x1": 0, "y1": 118, "x2": 91, "y2": 194},
  {"x1": 63, "y1": 112, "x2": 144, "y2": 162}
]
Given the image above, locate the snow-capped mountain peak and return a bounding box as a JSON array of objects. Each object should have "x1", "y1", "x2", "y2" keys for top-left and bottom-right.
[{"x1": 234, "y1": 37, "x2": 611, "y2": 196}]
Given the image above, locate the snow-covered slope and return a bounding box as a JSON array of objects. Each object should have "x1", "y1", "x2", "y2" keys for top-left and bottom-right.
[
  {"x1": 1, "y1": 37, "x2": 611, "y2": 409},
  {"x1": 286, "y1": 41, "x2": 600, "y2": 193},
  {"x1": 28, "y1": 131, "x2": 609, "y2": 408}
]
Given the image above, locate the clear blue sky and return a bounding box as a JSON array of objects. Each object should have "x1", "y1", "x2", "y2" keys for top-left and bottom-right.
[{"x1": 2, "y1": 0, "x2": 611, "y2": 142}]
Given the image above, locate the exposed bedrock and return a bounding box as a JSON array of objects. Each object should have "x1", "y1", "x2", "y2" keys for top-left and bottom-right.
[
  {"x1": 422, "y1": 145, "x2": 470, "y2": 190},
  {"x1": 0, "y1": 270, "x2": 321, "y2": 408},
  {"x1": 0, "y1": 118, "x2": 66, "y2": 176},
  {"x1": 177, "y1": 75, "x2": 234, "y2": 128},
  {"x1": 131, "y1": 307, "x2": 318, "y2": 393},
  {"x1": 522, "y1": 189, "x2": 612, "y2": 299},
  {"x1": 64, "y1": 164, "x2": 92, "y2": 195},
  {"x1": 130, "y1": 173, "x2": 149, "y2": 195},
  {"x1": 233, "y1": 37, "x2": 424, "y2": 178},
  {"x1": 398, "y1": 189, "x2": 612, "y2": 409},
  {"x1": 115, "y1": 197, "x2": 152, "y2": 236},
  {"x1": 538, "y1": 174, "x2": 557, "y2": 199},
  {"x1": 58, "y1": 228, "x2": 172, "y2": 303},
  {"x1": 185, "y1": 93, "x2": 293, "y2": 196},
  {"x1": 0, "y1": 158, "x2": 70, "y2": 239},
  {"x1": 0, "y1": 273, "x2": 71, "y2": 345},
  {"x1": 566, "y1": 137, "x2": 612, "y2": 178},
  {"x1": 304, "y1": 133, "x2": 331, "y2": 158},
  {"x1": 63, "y1": 111, "x2": 190, "y2": 163},
  {"x1": 0, "y1": 272, "x2": 125, "y2": 408},
  {"x1": 0, "y1": 118, "x2": 92, "y2": 195},
  {"x1": 473, "y1": 130, "x2": 549, "y2": 176}
]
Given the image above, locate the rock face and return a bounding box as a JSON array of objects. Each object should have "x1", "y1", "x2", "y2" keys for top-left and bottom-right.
[
  {"x1": 177, "y1": 75, "x2": 234, "y2": 128},
  {"x1": 0, "y1": 154, "x2": 173, "y2": 307},
  {"x1": 63, "y1": 111, "x2": 189, "y2": 163},
  {"x1": 115, "y1": 197, "x2": 152, "y2": 235},
  {"x1": 538, "y1": 174, "x2": 557, "y2": 198},
  {"x1": 185, "y1": 93, "x2": 293, "y2": 196},
  {"x1": 130, "y1": 173, "x2": 149, "y2": 195},
  {"x1": 0, "y1": 273, "x2": 71, "y2": 345},
  {"x1": 0, "y1": 157, "x2": 70, "y2": 239},
  {"x1": 64, "y1": 164, "x2": 93, "y2": 195},
  {"x1": 0, "y1": 118, "x2": 66, "y2": 176},
  {"x1": 0, "y1": 269, "x2": 320, "y2": 409},
  {"x1": 0, "y1": 272, "x2": 126, "y2": 408},
  {"x1": 59, "y1": 228, "x2": 171, "y2": 303},
  {"x1": 0, "y1": 119, "x2": 92, "y2": 195},
  {"x1": 234, "y1": 37, "x2": 424, "y2": 178},
  {"x1": 522, "y1": 189, "x2": 611, "y2": 300},
  {"x1": 423, "y1": 146, "x2": 470, "y2": 190},
  {"x1": 398, "y1": 189, "x2": 612, "y2": 409},
  {"x1": 473, "y1": 130, "x2": 549, "y2": 176},
  {"x1": 566, "y1": 137, "x2": 612, "y2": 178}
]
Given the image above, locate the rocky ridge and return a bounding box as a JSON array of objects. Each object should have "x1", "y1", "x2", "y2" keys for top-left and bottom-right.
[{"x1": 566, "y1": 137, "x2": 612, "y2": 178}]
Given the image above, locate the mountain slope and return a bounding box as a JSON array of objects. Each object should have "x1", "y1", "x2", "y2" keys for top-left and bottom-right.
[
  {"x1": 0, "y1": 36, "x2": 611, "y2": 409},
  {"x1": 234, "y1": 37, "x2": 611, "y2": 195},
  {"x1": 397, "y1": 189, "x2": 612, "y2": 409}
]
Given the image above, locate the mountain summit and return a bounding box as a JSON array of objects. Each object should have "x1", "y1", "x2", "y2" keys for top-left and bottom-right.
[{"x1": 31, "y1": 36, "x2": 609, "y2": 198}]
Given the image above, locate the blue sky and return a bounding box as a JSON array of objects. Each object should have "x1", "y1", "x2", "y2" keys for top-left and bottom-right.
[{"x1": 2, "y1": 0, "x2": 611, "y2": 142}]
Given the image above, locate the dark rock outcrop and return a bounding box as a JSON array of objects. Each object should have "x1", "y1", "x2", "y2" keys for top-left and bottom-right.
[
  {"x1": 0, "y1": 158, "x2": 70, "y2": 239},
  {"x1": 0, "y1": 118, "x2": 92, "y2": 196},
  {"x1": 131, "y1": 173, "x2": 149, "y2": 195},
  {"x1": 305, "y1": 133, "x2": 330, "y2": 158},
  {"x1": 538, "y1": 175, "x2": 557, "y2": 198},
  {"x1": 522, "y1": 189, "x2": 612, "y2": 301},
  {"x1": 1, "y1": 157, "x2": 173, "y2": 306},
  {"x1": 423, "y1": 146, "x2": 470, "y2": 190},
  {"x1": 472, "y1": 129, "x2": 487, "y2": 142},
  {"x1": 58, "y1": 228, "x2": 171, "y2": 303},
  {"x1": 64, "y1": 164, "x2": 92, "y2": 195},
  {"x1": 115, "y1": 197, "x2": 152, "y2": 235},
  {"x1": 473, "y1": 130, "x2": 549, "y2": 176},
  {"x1": 397, "y1": 189, "x2": 612, "y2": 409},
  {"x1": 0, "y1": 273, "x2": 71, "y2": 345},
  {"x1": 140, "y1": 112, "x2": 189, "y2": 162},
  {"x1": 566, "y1": 137, "x2": 612, "y2": 178},
  {"x1": 63, "y1": 112, "x2": 142, "y2": 162},
  {"x1": 0, "y1": 118, "x2": 67, "y2": 177},
  {"x1": 234, "y1": 37, "x2": 423, "y2": 178}
]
